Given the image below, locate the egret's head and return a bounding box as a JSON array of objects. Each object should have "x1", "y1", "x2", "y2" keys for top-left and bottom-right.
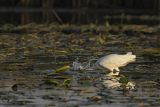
[{"x1": 126, "y1": 52, "x2": 136, "y2": 62}]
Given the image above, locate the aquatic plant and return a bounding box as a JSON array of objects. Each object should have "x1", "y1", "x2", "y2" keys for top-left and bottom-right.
[{"x1": 48, "y1": 65, "x2": 70, "y2": 75}]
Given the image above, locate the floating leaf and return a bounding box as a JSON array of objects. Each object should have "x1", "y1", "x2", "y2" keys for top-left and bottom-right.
[
  {"x1": 119, "y1": 75, "x2": 129, "y2": 84},
  {"x1": 44, "y1": 79, "x2": 59, "y2": 86},
  {"x1": 48, "y1": 65, "x2": 70, "y2": 75},
  {"x1": 55, "y1": 50, "x2": 69, "y2": 55},
  {"x1": 63, "y1": 79, "x2": 71, "y2": 88}
]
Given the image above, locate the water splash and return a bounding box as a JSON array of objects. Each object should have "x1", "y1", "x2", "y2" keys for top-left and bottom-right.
[{"x1": 71, "y1": 57, "x2": 98, "y2": 71}]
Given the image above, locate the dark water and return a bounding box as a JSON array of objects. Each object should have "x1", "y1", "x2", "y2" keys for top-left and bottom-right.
[
  {"x1": 0, "y1": 24, "x2": 160, "y2": 107},
  {"x1": 0, "y1": 12, "x2": 159, "y2": 25}
]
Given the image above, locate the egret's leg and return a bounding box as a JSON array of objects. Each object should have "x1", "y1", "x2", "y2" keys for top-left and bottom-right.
[
  {"x1": 108, "y1": 70, "x2": 119, "y2": 76},
  {"x1": 107, "y1": 71, "x2": 115, "y2": 76},
  {"x1": 113, "y1": 68, "x2": 120, "y2": 76},
  {"x1": 115, "y1": 71, "x2": 120, "y2": 76}
]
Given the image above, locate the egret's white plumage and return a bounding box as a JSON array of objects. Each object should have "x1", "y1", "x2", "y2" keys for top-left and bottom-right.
[{"x1": 97, "y1": 52, "x2": 136, "y2": 75}]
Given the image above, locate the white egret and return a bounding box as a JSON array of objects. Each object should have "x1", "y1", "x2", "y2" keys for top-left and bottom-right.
[{"x1": 97, "y1": 52, "x2": 136, "y2": 76}]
